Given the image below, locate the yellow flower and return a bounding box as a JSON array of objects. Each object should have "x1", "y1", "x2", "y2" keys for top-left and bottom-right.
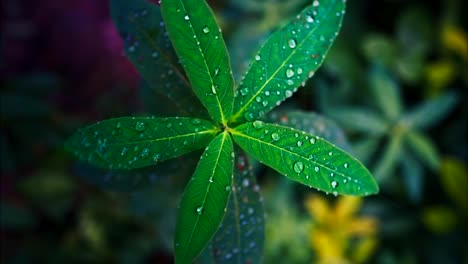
[{"x1": 305, "y1": 195, "x2": 378, "y2": 264}]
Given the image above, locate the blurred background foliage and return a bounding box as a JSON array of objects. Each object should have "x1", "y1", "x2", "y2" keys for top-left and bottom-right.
[{"x1": 1, "y1": 0, "x2": 467, "y2": 263}]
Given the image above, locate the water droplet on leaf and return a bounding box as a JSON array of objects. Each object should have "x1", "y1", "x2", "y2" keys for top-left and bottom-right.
[{"x1": 294, "y1": 161, "x2": 304, "y2": 173}]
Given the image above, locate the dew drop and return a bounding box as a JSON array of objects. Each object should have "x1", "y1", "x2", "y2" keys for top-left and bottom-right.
[
  {"x1": 191, "y1": 119, "x2": 201, "y2": 124},
  {"x1": 297, "y1": 141, "x2": 303, "y2": 147},
  {"x1": 310, "y1": 137, "x2": 316, "y2": 144},
  {"x1": 196, "y1": 206, "x2": 203, "y2": 215},
  {"x1": 293, "y1": 161, "x2": 304, "y2": 173},
  {"x1": 285, "y1": 90, "x2": 293, "y2": 98},
  {"x1": 288, "y1": 39, "x2": 297, "y2": 49},
  {"x1": 344, "y1": 163, "x2": 349, "y2": 168},
  {"x1": 314, "y1": 166, "x2": 320, "y2": 172},
  {"x1": 331, "y1": 180, "x2": 339, "y2": 188},
  {"x1": 116, "y1": 122, "x2": 122, "y2": 129},
  {"x1": 120, "y1": 147, "x2": 128, "y2": 156},
  {"x1": 184, "y1": 15, "x2": 190, "y2": 20},
  {"x1": 225, "y1": 186, "x2": 231, "y2": 192},
  {"x1": 135, "y1": 122, "x2": 146, "y2": 131},
  {"x1": 306, "y1": 15, "x2": 314, "y2": 23},
  {"x1": 313, "y1": 0, "x2": 319, "y2": 7},
  {"x1": 255, "y1": 54, "x2": 261, "y2": 61},
  {"x1": 252, "y1": 120, "x2": 265, "y2": 129},
  {"x1": 271, "y1": 133, "x2": 280, "y2": 141},
  {"x1": 202, "y1": 26, "x2": 210, "y2": 34},
  {"x1": 240, "y1": 87, "x2": 249, "y2": 96},
  {"x1": 211, "y1": 85, "x2": 217, "y2": 94},
  {"x1": 286, "y1": 68, "x2": 295, "y2": 78}
]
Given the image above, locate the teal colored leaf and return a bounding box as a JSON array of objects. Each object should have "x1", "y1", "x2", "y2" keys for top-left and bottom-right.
[
  {"x1": 175, "y1": 132, "x2": 234, "y2": 264},
  {"x1": 327, "y1": 107, "x2": 389, "y2": 135},
  {"x1": 111, "y1": 0, "x2": 206, "y2": 117},
  {"x1": 161, "y1": 0, "x2": 235, "y2": 124},
  {"x1": 405, "y1": 131, "x2": 440, "y2": 170},
  {"x1": 199, "y1": 150, "x2": 265, "y2": 263},
  {"x1": 268, "y1": 110, "x2": 352, "y2": 151},
  {"x1": 231, "y1": 0, "x2": 346, "y2": 123},
  {"x1": 66, "y1": 117, "x2": 218, "y2": 170},
  {"x1": 370, "y1": 65, "x2": 403, "y2": 121},
  {"x1": 373, "y1": 134, "x2": 403, "y2": 182},
  {"x1": 231, "y1": 122, "x2": 378, "y2": 196},
  {"x1": 400, "y1": 151, "x2": 424, "y2": 203},
  {"x1": 402, "y1": 92, "x2": 457, "y2": 130}
]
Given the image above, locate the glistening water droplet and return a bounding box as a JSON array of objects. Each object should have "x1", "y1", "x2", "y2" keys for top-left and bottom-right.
[
  {"x1": 286, "y1": 68, "x2": 295, "y2": 78},
  {"x1": 253, "y1": 120, "x2": 265, "y2": 129},
  {"x1": 202, "y1": 26, "x2": 210, "y2": 34},
  {"x1": 288, "y1": 39, "x2": 297, "y2": 49},
  {"x1": 293, "y1": 161, "x2": 304, "y2": 173},
  {"x1": 135, "y1": 122, "x2": 146, "y2": 131},
  {"x1": 271, "y1": 133, "x2": 280, "y2": 141},
  {"x1": 331, "y1": 180, "x2": 338, "y2": 188}
]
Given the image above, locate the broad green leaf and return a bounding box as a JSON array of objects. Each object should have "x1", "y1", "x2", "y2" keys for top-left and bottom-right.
[
  {"x1": 231, "y1": 0, "x2": 346, "y2": 123},
  {"x1": 231, "y1": 122, "x2": 378, "y2": 196},
  {"x1": 175, "y1": 132, "x2": 234, "y2": 264},
  {"x1": 402, "y1": 92, "x2": 457, "y2": 130},
  {"x1": 111, "y1": 0, "x2": 207, "y2": 117},
  {"x1": 400, "y1": 151, "x2": 423, "y2": 203},
  {"x1": 66, "y1": 117, "x2": 218, "y2": 170},
  {"x1": 405, "y1": 131, "x2": 440, "y2": 170},
  {"x1": 268, "y1": 110, "x2": 352, "y2": 151},
  {"x1": 161, "y1": 0, "x2": 235, "y2": 124},
  {"x1": 373, "y1": 135, "x2": 403, "y2": 182},
  {"x1": 370, "y1": 65, "x2": 403, "y2": 121},
  {"x1": 199, "y1": 151, "x2": 265, "y2": 263},
  {"x1": 327, "y1": 107, "x2": 390, "y2": 135}
]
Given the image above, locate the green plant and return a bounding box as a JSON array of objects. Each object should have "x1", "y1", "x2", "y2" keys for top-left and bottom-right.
[
  {"x1": 66, "y1": 0, "x2": 378, "y2": 263},
  {"x1": 326, "y1": 65, "x2": 457, "y2": 202}
]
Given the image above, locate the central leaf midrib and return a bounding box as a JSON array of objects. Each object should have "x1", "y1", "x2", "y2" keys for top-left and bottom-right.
[
  {"x1": 231, "y1": 2, "x2": 336, "y2": 122},
  {"x1": 182, "y1": 132, "x2": 228, "y2": 262},
  {"x1": 178, "y1": 0, "x2": 227, "y2": 124},
  {"x1": 107, "y1": 129, "x2": 217, "y2": 147}
]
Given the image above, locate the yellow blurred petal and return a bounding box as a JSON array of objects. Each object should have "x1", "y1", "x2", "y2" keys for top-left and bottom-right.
[
  {"x1": 440, "y1": 157, "x2": 468, "y2": 213},
  {"x1": 443, "y1": 25, "x2": 468, "y2": 60},
  {"x1": 422, "y1": 206, "x2": 458, "y2": 234},
  {"x1": 347, "y1": 217, "x2": 378, "y2": 236},
  {"x1": 305, "y1": 195, "x2": 331, "y2": 224},
  {"x1": 311, "y1": 229, "x2": 344, "y2": 260},
  {"x1": 425, "y1": 60, "x2": 457, "y2": 96},
  {"x1": 352, "y1": 237, "x2": 379, "y2": 264},
  {"x1": 334, "y1": 196, "x2": 362, "y2": 221}
]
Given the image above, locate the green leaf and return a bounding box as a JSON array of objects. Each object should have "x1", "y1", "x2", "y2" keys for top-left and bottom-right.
[
  {"x1": 66, "y1": 117, "x2": 218, "y2": 169},
  {"x1": 400, "y1": 151, "x2": 424, "y2": 203},
  {"x1": 373, "y1": 135, "x2": 403, "y2": 182},
  {"x1": 268, "y1": 110, "x2": 352, "y2": 152},
  {"x1": 175, "y1": 132, "x2": 234, "y2": 264},
  {"x1": 327, "y1": 107, "x2": 390, "y2": 135},
  {"x1": 231, "y1": 0, "x2": 346, "y2": 123},
  {"x1": 405, "y1": 131, "x2": 440, "y2": 170},
  {"x1": 111, "y1": 0, "x2": 206, "y2": 117},
  {"x1": 402, "y1": 92, "x2": 457, "y2": 130},
  {"x1": 161, "y1": 0, "x2": 235, "y2": 124},
  {"x1": 200, "y1": 150, "x2": 265, "y2": 263},
  {"x1": 369, "y1": 65, "x2": 403, "y2": 121},
  {"x1": 231, "y1": 122, "x2": 378, "y2": 196}
]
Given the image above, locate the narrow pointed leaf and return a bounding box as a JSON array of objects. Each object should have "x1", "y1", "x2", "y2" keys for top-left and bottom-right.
[
  {"x1": 200, "y1": 151, "x2": 265, "y2": 263},
  {"x1": 268, "y1": 110, "x2": 352, "y2": 151},
  {"x1": 405, "y1": 131, "x2": 440, "y2": 170},
  {"x1": 402, "y1": 92, "x2": 458, "y2": 130},
  {"x1": 111, "y1": 0, "x2": 206, "y2": 117},
  {"x1": 175, "y1": 132, "x2": 234, "y2": 264},
  {"x1": 66, "y1": 117, "x2": 218, "y2": 170},
  {"x1": 231, "y1": 0, "x2": 346, "y2": 123},
  {"x1": 370, "y1": 65, "x2": 403, "y2": 121},
  {"x1": 161, "y1": 0, "x2": 235, "y2": 124},
  {"x1": 400, "y1": 151, "x2": 424, "y2": 203},
  {"x1": 231, "y1": 122, "x2": 378, "y2": 196},
  {"x1": 373, "y1": 135, "x2": 403, "y2": 182}
]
